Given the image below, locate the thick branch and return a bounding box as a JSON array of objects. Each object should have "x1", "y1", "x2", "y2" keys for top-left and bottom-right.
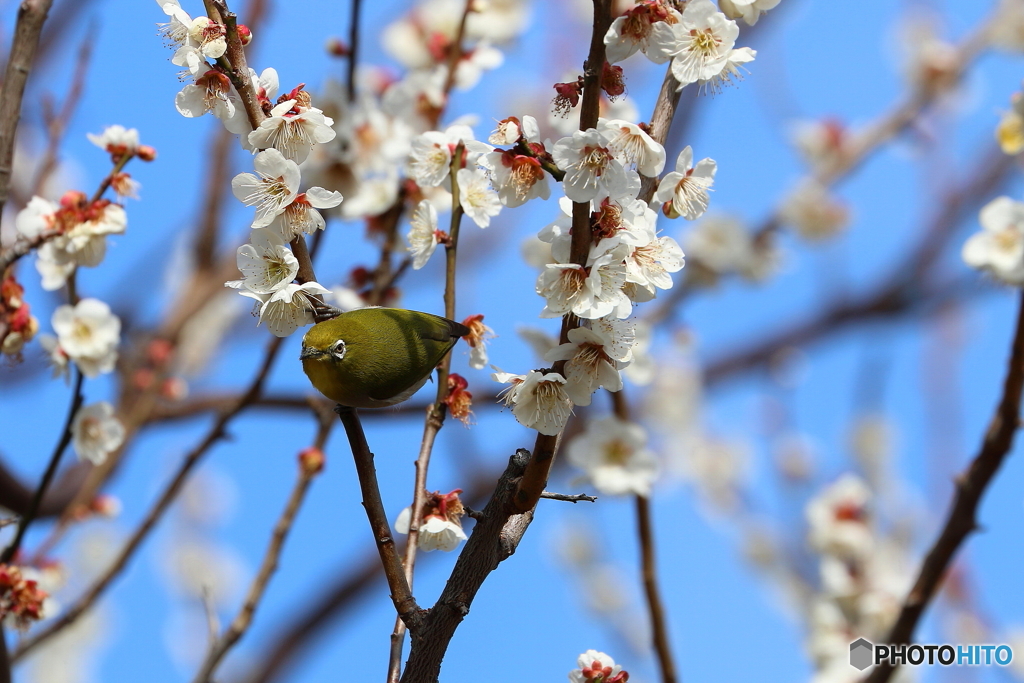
[
  {"x1": 864, "y1": 290, "x2": 1024, "y2": 682},
  {"x1": 192, "y1": 436, "x2": 325, "y2": 683},
  {"x1": 514, "y1": 0, "x2": 612, "y2": 514},
  {"x1": 401, "y1": 450, "x2": 534, "y2": 683},
  {"x1": 0, "y1": 0, "x2": 54, "y2": 219}
]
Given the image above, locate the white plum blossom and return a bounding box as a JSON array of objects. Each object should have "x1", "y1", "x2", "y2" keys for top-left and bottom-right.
[
  {"x1": 719, "y1": 0, "x2": 781, "y2": 26},
  {"x1": 156, "y1": 0, "x2": 193, "y2": 48},
  {"x1": 267, "y1": 188, "x2": 344, "y2": 240},
  {"x1": 51, "y1": 298, "x2": 120, "y2": 378},
  {"x1": 651, "y1": 0, "x2": 743, "y2": 90},
  {"x1": 567, "y1": 416, "x2": 659, "y2": 496},
  {"x1": 172, "y1": 16, "x2": 227, "y2": 76},
  {"x1": 17, "y1": 195, "x2": 127, "y2": 289},
  {"x1": 700, "y1": 46, "x2": 757, "y2": 93},
  {"x1": 86, "y1": 125, "x2": 140, "y2": 157},
  {"x1": 569, "y1": 650, "x2": 627, "y2": 683},
  {"x1": 241, "y1": 282, "x2": 330, "y2": 337},
  {"x1": 407, "y1": 200, "x2": 441, "y2": 270},
  {"x1": 552, "y1": 129, "x2": 631, "y2": 203},
  {"x1": 537, "y1": 249, "x2": 631, "y2": 320},
  {"x1": 408, "y1": 125, "x2": 491, "y2": 189},
  {"x1": 72, "y1": 402, "x2": 126, "y2": 465},
  {"x1": 231, "y1": 149, "x2": 301, "y2": 228},
  {"x1": 598, "y1": 118, "x2": 666, "y2": 176},
  {"x1": 480, "y1": 149, "x2": 550, "y2": 208},
  {"x1": 451, "y1": 41, "x2": 504, "y2": 91},
  {"x1": 175, "y1": 69, "x2": 236, "y2": 121},
  {"x1": 340, "y1": 176, "x2": 400, "y2": 219},
  {"x1": 596, "y1": 223, "x2": 685, "y2": 295},
  {"x1": 628, "y1": 231, "x2": 685, "y2": 291},
  {"x1": 15, "y1": 196, "x2": 60, "y2": 240},
  {"x1": 456, "y1": 167, "x2": 501, "y2": 228},
  {"x1": 394, "y1": 507, "x2": 467, "y2": 552},
  {"x1": 806, "y1": 474, "x2": 873, "y2": 560},
  {"x1": 462, "y1": 315, "x2": 494, "y2": 370},
  {"x1": 246, "y1": 100, "x2": 337, "y2": 163},
  {"x1": 220, "y1": 67, "x2": 279, "y2": 136},
  {"x1": 227, "y1": 229, "x2": 298, "y2": 294},
  {"x1": 604, "y1": 2, "x2": 682, "y2": 64},
  {"x1": 780, "y1": 181, "x2": 849, "y2": 241},
  {"x1": 544, "y1": 326, "x2": 625, "y2": 405},
  {"x1": 492, "y1": 367, "x2": 573, "y2": 436},
  {"x1": 488, "y1": 115, "x2": 540, "y2": 145},
  {"x1": 682, "y1": 214, "x2": 755, "y2": 275},
  {"x1": 655, "y1": 146, "x2": 716, "y2": 220},
  {"x1": 962, "y1": 196, "x2": 1024, "y2": 285}
]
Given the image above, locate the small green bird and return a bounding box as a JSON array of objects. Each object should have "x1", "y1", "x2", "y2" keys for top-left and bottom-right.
[{"x1": 300, "y1": 307, "x2": 469, "y2": 409}]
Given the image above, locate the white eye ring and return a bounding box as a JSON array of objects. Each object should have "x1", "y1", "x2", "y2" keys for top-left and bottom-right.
[{"x1": 330, "y1": 339, "x2": 346, "y2": 360}]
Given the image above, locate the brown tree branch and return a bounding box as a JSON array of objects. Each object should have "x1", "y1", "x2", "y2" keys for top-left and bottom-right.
[
  {"x1": 610, "y1": 390, "x2": 677, "y2": 683},
  {"x1": 514, "y1": 0, "x2": 613, "y2": 515},
  {"x1": 345, "y1": 0, "x2": 362, "y2": 103},
  {"x1": 335, "y1": 406, "x2": 422, "y2": 630},
  {"x1": 0, "y1": 369, "x2": 83, "y2": 563},
  {"x1": 191, "y1": 410, "x2": 330, "y2": 683},
  {"x1": 864, "y1": 288, "x2": 1024, "y2": 683},
  {"x1": 703, "y1": 147, "x2": 1016, "y2": 388},
  {"x1": 401, "y1": 450, "x2": 534, "y2": 683},
  {"x1": 0, "y1": 0, "x2": 54, "y2": 220},
  {"x1": 12, "y1": 336, "x2": 286, "y2": 660},
  {"x1": 388, "y1": 142, "x2": 469, "y2": 682}
]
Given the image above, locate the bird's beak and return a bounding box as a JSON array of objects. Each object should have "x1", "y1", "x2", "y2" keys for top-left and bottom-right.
[{"x1": 299, "y1": 345, "x2": 323, "y2": 361}]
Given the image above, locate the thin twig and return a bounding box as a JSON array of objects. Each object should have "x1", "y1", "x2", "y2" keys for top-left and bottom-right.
[
  {"x1": 192, "y1": 441, "x2": 325, "y2": 683},
  {"x1": 635, "y1": 495, "x2": 677, "y2": 683},
  {"x1": 345, "y1": 0, "x2": 362, "y2": 103},
  {"x1": 703, "y1": 147, "x2": 1015, "y2": 387},
  {"x1": 864, "y1": 291, "x2": 1024, "y2": 683},
  {"x1": 335, "y1": 405, "x2": 421, "y2": 630},
  {"x1": 26, "y1": 29, "x2": 92, "y2": 201},
  {"x1": 13, "y1": 336, "x2": 285, "y2": 661},
  {"x1": 0, "y1": 369, "x2": 83, "y2": 563},
  {"x1": 538, "y1": 491, "x2": 597, "y2": 503},
  {"x1": 438, "y1": 0, "x2": 474, "y2": 120},
  {"x1": 388, "y1": 143, "x2": 468, "y2": 682},
  {"x1": 610, "y1": 391, "x2": 678, "y2": 683}
]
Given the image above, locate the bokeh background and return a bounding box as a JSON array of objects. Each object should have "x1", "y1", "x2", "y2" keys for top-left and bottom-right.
[{"x1": 2, "y1": 0, "x2": 1024, "y2": 681}]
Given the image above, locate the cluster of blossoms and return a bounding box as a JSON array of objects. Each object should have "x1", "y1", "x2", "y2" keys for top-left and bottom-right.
[
  {"x1": 156, "y1": 1, "x2": 347, "y2": 336},
  {"x1": 802, "y1": 475, "x2": 912, "y2": 681},
  {"x1": 15, "y1": 127, "x2": 151, "y2": 292},
  {"x1": 604, "y1": 0, "x2": 759, "y2": 93},
  {"x1": 489, "y1": 116, "x2": 694, "y2": 439},
  {"x1": 0, "y1": 273, "x2": 39, "y2": 358},
  {"x1": 0, "y1": 564, "x2": 48, "y2": 630}
]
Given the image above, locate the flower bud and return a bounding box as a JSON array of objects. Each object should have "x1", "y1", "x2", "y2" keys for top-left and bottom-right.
[
  {"x1": 237, "y1": 24, "x2": 253, "y2": 45},
  {"x1": 299, "y1": 447, "x2": 325, "y2": 475}
]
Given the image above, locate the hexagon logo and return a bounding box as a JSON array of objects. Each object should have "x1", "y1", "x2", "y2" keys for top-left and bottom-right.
[{"x1": 850, "y1": 638, "x2": 874, "y2": 671}]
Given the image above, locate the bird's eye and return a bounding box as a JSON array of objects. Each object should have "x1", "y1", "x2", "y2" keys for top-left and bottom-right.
[{"x1": 330, "y1": 339, "x2": 346, "y2": 359}]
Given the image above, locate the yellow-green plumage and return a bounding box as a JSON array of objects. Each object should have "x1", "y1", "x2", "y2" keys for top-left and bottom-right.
[{"x1": 300, "y1": 307, "x2": 469, "y2": 409}]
